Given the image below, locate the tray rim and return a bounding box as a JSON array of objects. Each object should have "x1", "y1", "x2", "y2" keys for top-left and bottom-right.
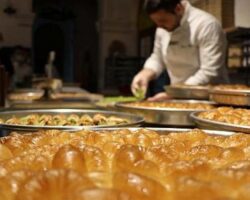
[
  {"x1": 92, "y1": 127, "x2": 235, "y2": 136},
  {"x1": 165, "y1": 85, "x2": 210, "y2": 91},
  {"x1": 190, "y1": 111, "x2": 250, "y2": 133},
  {"x1": 0, "y1": 109, "x2": 144, "y2": 131},
  {"x1": 210, "y1": 88, "x2": 250, "y2": 96},
  {"x1": 165, "y1": 85, "x2": 210, "y2": 100},
  {"x1": 116, "y1": 100, "x2": 216, "y2": 112}
]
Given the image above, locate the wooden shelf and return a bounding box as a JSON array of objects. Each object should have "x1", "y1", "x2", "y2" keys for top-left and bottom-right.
[{"x1": 225, "y1": 27, "x2": 250, "y2": 43}]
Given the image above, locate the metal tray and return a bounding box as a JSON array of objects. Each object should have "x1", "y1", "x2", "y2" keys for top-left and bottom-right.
[
  {"x1": 0, "y1": 109, "x2": 144, "y2": 131},
  {"x1": 190, "y1": 111, "x2": 250, "y2": 133},
  {"x1": 8, "y1": 101, "x2": 97, "y2": 109},
  {"x1": 165, "y1": 85, "x2": 210, "y2": 100},
  {"x1": 7, "y1": 89, "x2": 44, "y2": 102},
  {"x1": 50, "y1": 91, "x2": 103, "y2": 102},
  {"x1": 116, "y1": 100, "x2": 216, "y2": 127},
  {"x1": 209, "y1": 88, "x2": 250, "y2": 106}
]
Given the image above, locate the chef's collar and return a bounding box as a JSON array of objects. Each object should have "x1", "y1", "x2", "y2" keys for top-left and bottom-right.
[
  {"x1": 170, "y1": 0, "x2": 191, "y2": 34},
  {"x1": 180, "y1": 0, "x2": 191, "y2": 26}
]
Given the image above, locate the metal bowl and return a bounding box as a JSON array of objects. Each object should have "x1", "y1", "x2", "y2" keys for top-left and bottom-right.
[
  {"x1": 116, "y1": 100, "x2": 216, "y2": 127},
  {"x1": 0, "y1": 109, "x2": 144, "y2": 131},
  {"x1": 165, "y1": 85, "x2": 210, "y2": 100}
]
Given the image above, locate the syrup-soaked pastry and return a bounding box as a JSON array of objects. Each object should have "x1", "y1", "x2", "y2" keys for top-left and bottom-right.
[
  {"x1": 113, "y1": 145, "x2": 144, "y2": 172},
  {"x1": 0, "y1": 170, "x2": 34, "y2": 200},
  {"x1": 0, "y1": 144, "x2": 13, "y2": 161},
  {"x1": 38, "y1": 114, "x2": 53, "y2": 126},
  {"x1": 132, "y1": 159, "x2": 160, "y2": 180},
  {"x1": 74, "y1": 144, "x2": 108, "y2": 172},
  {"x1": 52, "y1": 145, "x2": 87, "y2": 174},
  {"x1": 67, "y1": 114, "x2": 80, "y2": 125},
  {"x1": 198, "y1": 107, "x2": 250, "y2": 126},
  {"x1": 1, "y1": 113, "x2": 130, "y2": 127},
  {"x1": 75, "y1": 188, "x2": 133, "y2": 200},
  {"x1": 86, "y1": 172, "x2": 113, "y2": 188},
  {"x1": 185, "y1": 145, "x2": 223, "y2": 161},
  {"x1": 0, "y1": 129, "x2": 249, "y2": 199},
  {"x1": 79, "y1": 115, "x2": 94, "y2": 125},
  {"x1": 174, "y1": 176, "x2": 223, "y2": 200},
  {"x1": 1, "y1": 154, "x2": 51, "y2": 172},
  {"x1": 16, "y1": 169, "x2": 95, "y2": 200},
  {"x1": 5, "y1": 117, "x2": 20, "y2": 125},
  {"x1": 113, "y1": 172, "x2": 169, "y2": 200}
]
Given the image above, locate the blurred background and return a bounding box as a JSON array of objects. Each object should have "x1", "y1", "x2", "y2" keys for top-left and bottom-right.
[{"x1": 0, "y1": 0, "x2": 249, "y2": 96}]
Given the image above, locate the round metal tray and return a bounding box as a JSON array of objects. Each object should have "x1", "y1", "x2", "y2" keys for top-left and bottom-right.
[
  {"x1": 8, "y1": 89, "x2": 44, "y2": 102},
  {"x1": 190, "y1": 111, "x2": 250, "y2": 133},
  {"x1": 0, "y1": 109, "x2": 144, "y2": 131},
  {"x1": 165, "y1": 85, "x2": 209, "y2": 100},
  {"x1": 209, "y1": 88, "x2": 250, "y2": 106},
  {"x1": 116, "y1": 100, "x2": 216, "y2": 127}
]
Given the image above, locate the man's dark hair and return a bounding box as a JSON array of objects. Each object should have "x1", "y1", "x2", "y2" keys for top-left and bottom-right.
[{"x1": 144, "y1": 0, "x2": 181, "y2": 14}]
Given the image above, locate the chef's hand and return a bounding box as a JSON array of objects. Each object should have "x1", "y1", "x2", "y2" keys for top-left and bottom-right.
[
  {"x1": 147, "y1": 92, "x2": 171, "y2": 101},
  {"x1": 131, "y1": 69, "x2": 156, "y2": 96}
]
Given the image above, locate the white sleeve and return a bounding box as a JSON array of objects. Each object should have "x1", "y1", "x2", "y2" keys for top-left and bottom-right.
[
  {"x1": 185, "y1": 22, "x2": 226, "y2": 85},
  {"x1": 143, "y1": 28, "x2": 165, "y2": 77}
]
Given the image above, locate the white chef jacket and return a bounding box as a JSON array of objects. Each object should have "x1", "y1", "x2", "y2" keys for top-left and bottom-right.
[{"x1": 143, "y1": 0, "x2": 229, "y2": 85}]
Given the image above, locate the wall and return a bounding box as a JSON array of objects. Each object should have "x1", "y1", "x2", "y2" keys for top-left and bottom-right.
[
  {"x1": 98, "y1": 0, "x2": 140, "y2": 91},
  {"x1": 191, "y1": 0, "x2": 250, "y2": 28},
  {"x1": 235, "y1": 0, "x2": 250, "y2": 27},
  {"x1": 0, "y1": 0, "x2": 34, "y2": 47},
  {"x1": 69, "y1": 0, "x2": 99, "y2": 91}
]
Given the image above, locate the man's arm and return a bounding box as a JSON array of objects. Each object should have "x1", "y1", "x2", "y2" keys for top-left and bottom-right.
[
  {"x1": 143, "y1": 28, "x2": 165, "y2": 77},
  {"x1": 185, "y1": 22, "x2": 227, "y2": 85},
  {"x1": 131, "y1": 28, "x2": 165, "y2": 95}
]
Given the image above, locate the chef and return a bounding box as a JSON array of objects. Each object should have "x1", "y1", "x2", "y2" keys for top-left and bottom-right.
[{"x1": 131, "y1": 0, "x2": 229, "y2": 101}]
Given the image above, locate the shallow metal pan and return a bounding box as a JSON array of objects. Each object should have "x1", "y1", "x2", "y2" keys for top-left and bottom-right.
[
  {"x1": 0, "y1": 109, "x2": 144, "y2": 131},
  {"x1": 116, "y1": 100, "x2": 216, "y2": 127},
  {"x1": 190, "y1": 111, "x2": 250, "y2": 133},
  {"x1": 209, "y1": 88, "x2": 250, "y2": 106},
  {"x1": 7, "y1": 89, "x2": 44, "y2": 102},
  {"x1": 165, "y1": 85, "x2": 210, "y2": 100}
]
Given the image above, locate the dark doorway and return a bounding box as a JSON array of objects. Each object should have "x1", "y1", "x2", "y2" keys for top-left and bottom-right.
[
  {"x1": 33, "y1": 23, "x2": 65, "y2": 78},
  {"x1": 32, "y1": 0, "x2": 99, "y2": 90}
]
